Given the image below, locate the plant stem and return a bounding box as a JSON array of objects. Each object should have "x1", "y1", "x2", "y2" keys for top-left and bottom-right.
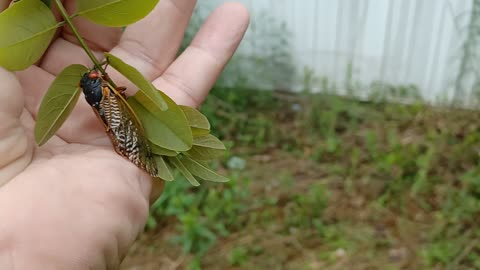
[
  {"x1": 53, "y1": 0, "x2": 117, "y2": 87},
  {"x1": 54, "y1": 0, "x2": 100, "y2": 70}
]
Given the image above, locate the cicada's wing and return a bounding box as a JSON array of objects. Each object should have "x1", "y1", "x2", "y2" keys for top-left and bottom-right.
[{"x1": 101, "y1": 86, "x2": 158, "y2": 177}]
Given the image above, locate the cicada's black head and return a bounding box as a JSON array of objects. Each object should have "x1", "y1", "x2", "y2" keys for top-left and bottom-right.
[{"x1": 80, "y1": 70, "x2": 103, "y2": 110}]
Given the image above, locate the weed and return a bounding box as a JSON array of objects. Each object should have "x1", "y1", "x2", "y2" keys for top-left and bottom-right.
[
  {"x1": 284, "y1": 183, "x2": 329, "y2": 230},
  {"x1": 149, "y1": 172, "x2": 251, "y2": 256},
  {"x1": 228, "y1": 246, "x2": 249, "y2": 266}
]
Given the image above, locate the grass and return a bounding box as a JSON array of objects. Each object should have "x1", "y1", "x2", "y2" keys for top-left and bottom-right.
[{"x1": 120, "y1": 85, "x2": 480, "y2": 270}]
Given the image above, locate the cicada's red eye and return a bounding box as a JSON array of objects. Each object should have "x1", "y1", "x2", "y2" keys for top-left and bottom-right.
[{"x1": 88, "y1": 70, "x2": 101, "y2": 79}]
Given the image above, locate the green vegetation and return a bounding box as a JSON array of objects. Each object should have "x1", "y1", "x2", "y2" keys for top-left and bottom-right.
[{"x1": 122, "y1": 83, "x2": 480, "y2": 269}]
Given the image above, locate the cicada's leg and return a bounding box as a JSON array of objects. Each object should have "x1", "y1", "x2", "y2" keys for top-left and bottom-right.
[
  {"x1": 116, "y1": 86, "x2": 127, "y2": 98},
  {"x1": 101, "y1": 59, "x2": 112, "y2": 80},
  {"x1": 96, "y1": 60, "x2": 110, "y2": 73},
  {"x1": 101, "y1": 87, "x2": 111, "y2": 104}
]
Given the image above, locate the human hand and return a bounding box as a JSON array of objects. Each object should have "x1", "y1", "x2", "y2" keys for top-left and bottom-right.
[{"x1": 0, "y1": 0, "x2": 249, "y2": 268}]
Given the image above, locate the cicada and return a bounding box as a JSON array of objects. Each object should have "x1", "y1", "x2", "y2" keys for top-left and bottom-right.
[{"x1": 79, "y1": 69, "x2": 158, "y2": 177}]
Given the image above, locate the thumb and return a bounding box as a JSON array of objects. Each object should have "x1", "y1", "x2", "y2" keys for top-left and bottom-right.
[{"x1": 0, "y1": 68, "x2": 32, "y2": 186}]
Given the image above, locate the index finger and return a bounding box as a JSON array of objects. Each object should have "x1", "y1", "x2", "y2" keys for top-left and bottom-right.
[
  {"x1": 153, "y1": 2, "x2": 250, "y2": 107},
  {"x1": 108, "y1": 0, "x2": 197, "y2": 87},
  {"x1": 0, "y1": 0, "x2": 8, "y2": 11}
]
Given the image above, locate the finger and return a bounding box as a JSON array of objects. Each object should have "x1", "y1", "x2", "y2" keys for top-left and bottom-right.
[
  {"x1": 109, "y1": 0, "x2": 197, "y2": 86},
  {"x1": 0, "y1": 69, "x2": 32, "y2": 186},
  {"x1": 153, "y1": 2, "x2": 250, "y2": 106},
  {"x1": 40, "y1": 0, "x2": 122, "y2": 75},
  {"x1": 0, "y1": 0, "x2": 9, "y2": 11}
]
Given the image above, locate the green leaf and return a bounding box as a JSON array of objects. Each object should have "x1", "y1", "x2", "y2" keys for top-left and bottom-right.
[
  {"x1": 180, "y1": 105, "x2": 210, "y2": 130},
  {"x1": 136, "y1": 90, "x2": 192, "y2": 144},
  {"x1": 191, "y1": 127, "x2": 210, "y2": 137},
  {"x1": 180, "y1": 106, "x2": 211, "y2": 137},
  {"x1": 193, "y1": 135, "x2": 226, "y2": 149},
  {"x1": 151, "y1": 144, "x2": 178, "y2": 156},
  {"x1": 76, "y1": 0, "x2": 159, "y2": 27},
  {"x1": 128, "y1": 97, "x2": 191, "y2": 151},
  {"x1": 0, "y1": 0, "x2": 58, "y2": 70},
  {"x1": 153, "y1": 155, "x2": 174, "y2": 181},
  {"x1": 105, "y1": 53, "x2": 167, "y2": 110},
  {"x1": 35, "y1": 64, "x2": 89, "y2": 145},
  {"x1": 168, "y1": 156, "x2": 200, "y2": 186},
  {"x1": 186, "y1": 146, "x2": 226, "y2": 160},
  {"x1": 180, "y1": 155, "x2": 229, "y2": 182}
]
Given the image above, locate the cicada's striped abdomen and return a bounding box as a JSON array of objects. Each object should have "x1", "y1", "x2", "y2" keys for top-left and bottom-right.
[
  {"x1": 101, "y1": 88, "x2": 158, "y2": 176},
  {"x1": 80, "y1": 70, "x2": 158, "y2": 177}
]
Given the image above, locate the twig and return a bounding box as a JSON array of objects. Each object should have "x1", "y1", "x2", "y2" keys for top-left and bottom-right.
[{"x1": 53, "y1": 0, "x2": 117, "y2": 88}]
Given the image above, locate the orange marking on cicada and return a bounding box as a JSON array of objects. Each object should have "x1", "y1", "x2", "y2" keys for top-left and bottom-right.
[
  {"x1": 87, "y1": 70, "x2": 101, "y2": 79},
  {"x1": 101, "y1": 86, "x2": 110, "y2": 97}
]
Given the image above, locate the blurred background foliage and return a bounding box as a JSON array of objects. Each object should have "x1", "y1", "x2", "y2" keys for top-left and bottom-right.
[{"x1": 121, "y1": 2, "x2": 480, "y2": 270}]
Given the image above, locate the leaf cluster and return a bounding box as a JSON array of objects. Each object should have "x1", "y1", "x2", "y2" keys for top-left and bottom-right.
[{"x1": 0, "y1": 0, "x2": 228, "y2": 185}]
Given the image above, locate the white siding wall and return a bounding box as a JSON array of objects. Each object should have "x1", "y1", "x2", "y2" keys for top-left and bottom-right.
[{"x1": 196, "y1": 1, "x2": 473, "y2": 103}]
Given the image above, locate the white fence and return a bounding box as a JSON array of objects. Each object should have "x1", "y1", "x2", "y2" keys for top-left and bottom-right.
[{"x1": 196, "y1": 1, "x2": 475, "y2": 104}]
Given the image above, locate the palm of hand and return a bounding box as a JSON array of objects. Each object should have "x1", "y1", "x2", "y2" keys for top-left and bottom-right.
[{"x1": 0, "y1": 1, "x2": 249, "y2": 268}]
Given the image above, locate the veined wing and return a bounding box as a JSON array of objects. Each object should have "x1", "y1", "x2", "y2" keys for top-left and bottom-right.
[{"x1": 101, "y1": 85, "x2": 158, "y2": 177}]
